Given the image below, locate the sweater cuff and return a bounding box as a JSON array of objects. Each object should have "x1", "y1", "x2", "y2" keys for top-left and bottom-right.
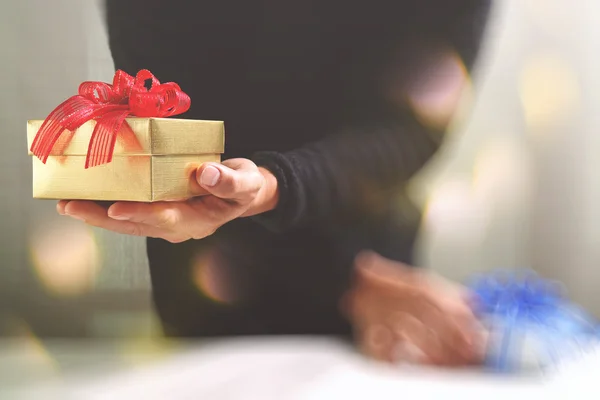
[{"x1": 250, "y1": 151, "x2": 299, "y2": 233}]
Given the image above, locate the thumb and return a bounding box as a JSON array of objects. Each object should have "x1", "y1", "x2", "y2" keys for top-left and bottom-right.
[
  {"x1": 354, "y1": 251, "x2": 422, "y2": 292},
  {"x1": 195, "y1": 160, "x2": 263, "y2": 201}
]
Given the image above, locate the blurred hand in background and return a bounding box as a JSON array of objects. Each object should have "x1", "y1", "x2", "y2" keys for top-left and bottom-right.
[{"x1": 344, "y1": 251, "x2": 486, "y2": 366}]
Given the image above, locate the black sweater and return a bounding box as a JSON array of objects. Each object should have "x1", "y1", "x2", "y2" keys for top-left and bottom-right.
[{"x1": 105, "y1": 0, "x2": 492, "y2": 337}]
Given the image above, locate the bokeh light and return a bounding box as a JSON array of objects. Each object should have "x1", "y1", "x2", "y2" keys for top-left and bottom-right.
[
  {"x1": 407, "y1": 50, "x2": 470, "y2": 131},
  {"x1": 519, "y1": 53, "x2": 579, "y2": 132},
  {"x1": 117, "y1": 335, "x2": 178, "y2": 367},
  {"x1": 472, "y1": 136, "x2": 534, "y2": 208},
  {"x1": 29, "y1": 221, "x2": 101, "y2": 297},
  {"x1": 423, "y1": 180, "x2": 490, "y2": 245},
  {"x1": 192, "y1": 251, "x2": 238, "y2": 304},
  {"x1": 4, "y1": 318, "x2": 59, "y2": 378}
]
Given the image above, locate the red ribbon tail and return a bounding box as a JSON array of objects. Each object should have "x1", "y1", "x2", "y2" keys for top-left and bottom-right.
[
  {"x1": 85, "y1": 110, "x2": 130, "y2": 169},
  {"x1": 30, "y1": 96, "x2": 98, "y2": 163}
]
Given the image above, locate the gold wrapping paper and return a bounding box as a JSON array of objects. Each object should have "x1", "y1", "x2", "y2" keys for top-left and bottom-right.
[{"x1": 27, "y1": 118, "x2": 225, "y2": 202}]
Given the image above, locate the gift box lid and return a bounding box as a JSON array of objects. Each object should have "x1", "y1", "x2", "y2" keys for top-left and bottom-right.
[{"x1": 27, "y1": 118, "x2": 224, "y2": 156}]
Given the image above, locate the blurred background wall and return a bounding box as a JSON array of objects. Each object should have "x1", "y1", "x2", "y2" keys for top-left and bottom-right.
[
  {"x1": 0, "y1": 0, "x2": 156, "y2": 337},
  {"x1": 0, "y1": 0, "x2": 598, "y2": 338},
  {"x1": 414, "y1": 0, "x2": 600, "y2": 317}
]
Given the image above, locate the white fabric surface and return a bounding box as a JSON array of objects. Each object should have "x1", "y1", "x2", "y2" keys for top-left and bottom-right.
[{"x1": 4, "y1": 337, "x2": 597, "y2": 400}]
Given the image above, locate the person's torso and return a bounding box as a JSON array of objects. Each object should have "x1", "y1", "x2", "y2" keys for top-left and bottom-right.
[
  {"x1": 104, "y1": 0, "x2": 477, "y2": 334},
  {"x1": 106, "y1": 0, "x2": 459, "y2": 158}
]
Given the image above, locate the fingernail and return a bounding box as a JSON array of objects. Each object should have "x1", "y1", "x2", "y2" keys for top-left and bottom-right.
[
  {"x1": 110, "y1": 214, "x2": 130, "y2": 221},
  {"x1": 108, "y1": 210, "x2": 129, "y2": 220},
  {"x1": 200, "y1": 165, "x2": 220, "y2": 187}
]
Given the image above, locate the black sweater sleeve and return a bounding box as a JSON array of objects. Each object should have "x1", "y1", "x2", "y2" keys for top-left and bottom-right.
[{"x1": 251, "y1": 0, "x2": 493, "y2": 232}]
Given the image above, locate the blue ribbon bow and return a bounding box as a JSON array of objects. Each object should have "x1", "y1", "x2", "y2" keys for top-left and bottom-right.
[{"x1": 469, "y1": 270, "x2": 599, "y2": 372}]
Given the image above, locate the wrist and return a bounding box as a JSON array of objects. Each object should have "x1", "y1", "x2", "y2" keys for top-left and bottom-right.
[{"x1": 243, "y1": 167, "x2": 279, "y2": 217}]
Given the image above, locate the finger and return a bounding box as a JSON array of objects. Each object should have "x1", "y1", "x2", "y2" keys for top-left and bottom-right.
[
  {"x1": 180, "y1": 161, "x2": 211, "y2": 198},
  {"x1": 424, "y1": 284, "x2": 486, "y2": 362},
  {"x1": 188, "y1": 169, "x2": 211, "y2": 198},
  {"x1": 355, "y1": 250, "x2": 412, "y2": 273},
  {"x1": 358, "y1": 324, "x2": 396, "y2": 363},
  {"x1": 354, "y1": 251, "x2": 419, "y2": 292},
  {"x1": 389, "y1": 312, "x2": 448, "y2": 366},
  {"x1": 107, "y1": 202, "x2": 185, "y2": 227},
  {"x1": 107, "y1": 200, "x2": 237, "y2": 239},
  {"x1": 414, "y1": 298, "x2": 479, "y2": 365},
  {"x1": 107, "y1": 201, "x2": 207, "y2": 233},
  {"x1": 342, "y1": 285, "x2": 392, "y2": 328},
  {"x1": 57, "y1": 200, "x2": 68, "y2": 215},
  {"x1": 62, "y1": 201, "x2": 166, "y2": 238},
  {"x1": 393, "y1": 340, "x2": 431, "y2": 365},
  {"x1": 62, "y1": 200, "x2": 105, "y2": 220},
  {"x1": 196, "y1": 160, "x2": 263, "y2": 201},
  {"x1": 450, "y1": 305, "x2": 488, "y2": 363}
]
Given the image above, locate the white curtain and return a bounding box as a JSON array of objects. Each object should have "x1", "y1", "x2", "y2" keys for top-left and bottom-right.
[{"x1": 419, "y1": 0, "x2": 600, "y2": 316}]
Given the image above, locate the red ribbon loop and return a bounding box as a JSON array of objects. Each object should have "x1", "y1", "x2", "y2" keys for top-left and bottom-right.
[{"x1": 30, "y1": 69, "x2": 191, "y2": 168}]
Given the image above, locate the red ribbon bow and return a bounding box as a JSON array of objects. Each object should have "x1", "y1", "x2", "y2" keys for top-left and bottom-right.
[{"x1": 30, "y1": 69, "x2": 191, "y2": 168}]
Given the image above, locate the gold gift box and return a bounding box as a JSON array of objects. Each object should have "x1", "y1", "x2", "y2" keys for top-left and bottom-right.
[{"x1": 27, "y1": 118, "x2": 225, "y2": 202}]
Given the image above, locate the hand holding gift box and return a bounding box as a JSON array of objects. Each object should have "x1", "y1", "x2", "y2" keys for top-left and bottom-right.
[
  {"x1": 30, "y1": 70, "x2": 279, "y2": 242},
  {"x1": 28, "y1": 69, "x2": 224, "y2": 202}
]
